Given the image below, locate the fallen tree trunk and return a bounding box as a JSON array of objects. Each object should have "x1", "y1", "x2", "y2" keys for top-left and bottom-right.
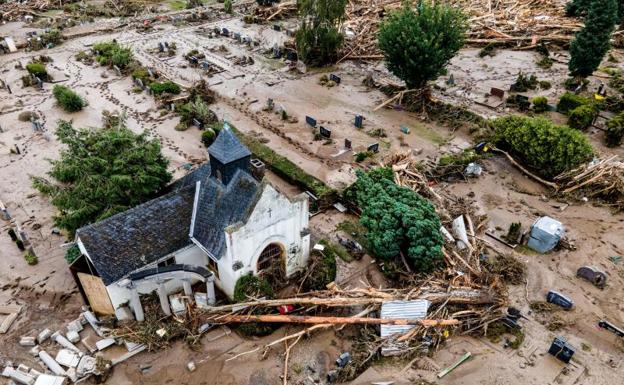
[
  {"x1": 201, "y1": 290, "x2": 496, "y2": 314},
  {"x1": 218, "y1": 314, "x2": 459, "y2": 326}
]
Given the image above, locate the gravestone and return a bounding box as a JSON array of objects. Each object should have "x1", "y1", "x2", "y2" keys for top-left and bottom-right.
[
  {"x1": 192, "y1": 118, "x2": 202, "y2": 128},
  {"x1": 319, "y1": 126, "x2": 331, "y2": 138},
  {"x1": 344, "y1": 139, "x2": 352, "y2": 149},
  {"x1": 113, "y1": 65, "x2": 121, "y2": 76},
  {"x1": 158, "y1": 42, "x2": 165, "y2": 52},
  {"x1": 305, "y1": 116, "x2": 317, "y2": 127},
  {"x1": 147, "y1": 68, "x2": 154, "y2": 78},
  {"x1": 354, "y1": 115, "x2": 363, "y2": 128},
  {"x1": 329, "y1": 74, "x2": 341, "y2": 84},
  {"x1": 368, "y1": 143, "x2": 379, "y2": 153}
]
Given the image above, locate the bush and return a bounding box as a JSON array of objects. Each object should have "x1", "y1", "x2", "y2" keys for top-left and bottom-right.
[
  {"x1": 557, "y1": 92, "x2": 591, "y2": 115},
  {"x1": 149, "y1": 81, "x2": 181, "y2": 95},
  {"x1": 179, "y1": 97, "x2": 217, "y2": 127},
  {"x1": 606, "y1": 113, "x2": 624, "y2": 147},
  {"x1": 510, "y1": 72, "x2": 538, "y2": 92},
  {"x1": 233, "y1": 274, "x2": 274, "y2": 302},
  {"x1": 224, "y1": 0, "x2": 233, "y2": 13},
  {"x1": 93, "y1": 41, "x2": 133, "y2": 70},
  {"x1": 295, "y1": 0, "x2": 347, "y2": 66},
  {"x1": 355, "y1": 151, "x2": 373, "y2": 163},
  {"x1": 26, "y1": 63, "x2": 48, "y2": 80},
  {"x1": 491, "y1": 115, "x2": 594, "y2": 179},
  {"x1": 53, "y1": 85, "x2": 86, "y2": 112},
  {"x1": 378, "y1": 1, "x2": 467, "y2": 89},
  {"x1": 567, "y1": 105, "x2": 596, "y2": 130},
  {"x1": 65, "y1": 244, "x2": 81, "y2": 264},
  {"x1": 201, "y1": 128, "x2": 216, "y2": 147},
  {"x1": 25, "y1": 252, "x2": 38, "y2": 266},
  {"x1": 532, "y1": 96, "x2": 549, "y2": 113}
]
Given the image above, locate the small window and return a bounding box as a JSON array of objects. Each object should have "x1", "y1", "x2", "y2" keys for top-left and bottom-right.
[
  {"x1": 207, "y1": 257, "x2": 220, "y2": 280},
  {"x1": 158, "y1": 257, "x2": 175, "y2": 268}
]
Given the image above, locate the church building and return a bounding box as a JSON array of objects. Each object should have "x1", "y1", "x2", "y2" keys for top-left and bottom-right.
[{"x1": 69, "y1": 124, "x2": 311, "y2": 320}]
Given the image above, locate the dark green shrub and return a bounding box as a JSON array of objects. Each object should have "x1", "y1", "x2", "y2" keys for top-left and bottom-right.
[
  {"x1": 131, "y1": 67, "x2": 150, "y2": 84},
  {"x1": 65, "y1": 244, "x2": 81, "y2": 264},
  {"x1": 569, "y1": 0, "x2": 619, "y2": 77},
  {"x1": 149, "y1": 81, "x2": 181, "y2": 95},
  {"x1": 224, "y1": 0, "x2": 233, "y2": 13},
  {"x1": 510, "y1": 72, "x2": 538, "y2": 92},
  {"x1": 180, "y1": 97, "x2": 217, "y2": 128},
  {"x1": 26, "y1": 63, "x2": 48, "y2": 80},
  {"x1": 378, "y1": 1, "x2": 467, "y2": 89},
  {"x1": 491, "y1": 115, "x2": 594, "y2": 179},
  {"x1": 93, "y1": 41, "x2": 133, "y2": 70},
  {"x1": 201, "y1": 128, "x2": 216, "y2": 147},
  {"x1": 532, "y1": 96, "x2": 549, "y2": 113},
  {"x1": 479, "y1": 43, "x2": 497, "y2": 58},
  {"x1": 53, "y1": 85, "x2": 86, "y2": 112},
  {"x1": 7, "y1": 228, "x2": 17, "y2": 241},
  {"x1": 567, "y1": 105, "x2": 597, "y2": 129},
  {"x1": 557, "y1": 92, "x2": 591, "y2": 115},
  {"x1": 355, "y1": 151, "x2": 373, "y2": 163},
  {"x1": 233, "y1": 274, "x2": 274, "y2": 302},
  {"x1": 606, "y1": 113, "x2": 624, "y2": 147}
]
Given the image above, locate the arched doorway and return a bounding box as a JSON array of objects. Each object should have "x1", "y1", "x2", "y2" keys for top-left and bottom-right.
[{"x1": 256, "y1": 243, "x2": 285, "y2": 278}]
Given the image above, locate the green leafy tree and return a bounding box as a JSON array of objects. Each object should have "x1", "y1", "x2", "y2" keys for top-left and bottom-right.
[
  {"x1": 378, "y1": 0, "x2": 467, "y2": 89},
  {"x1": 32, "y1": 120, "x2": 172, "y2": 235},
  {"x1": 491, "y1": 115, "x2": 594, "y2": 179},
  {"x1": 349, "y1": 168, "x2": 444, "y2": 273},
  {"x1": 53, "y1": 85, "x2": 86, "y2": 112},
  {"x1": 569, "y1": 0, "x2": 619, "y2": 77},
  {"x1": 295, "y1": 0, "x2": 347, "y2": 66}
]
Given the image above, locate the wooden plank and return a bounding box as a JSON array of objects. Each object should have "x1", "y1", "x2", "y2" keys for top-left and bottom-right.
[{"x1": 78, "y1": 273, "x2": 115, "y2": 315}]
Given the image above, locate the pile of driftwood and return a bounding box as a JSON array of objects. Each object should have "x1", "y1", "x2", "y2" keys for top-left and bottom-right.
[
  {"x1": 339, "y1": 0, "x2": 581, "y2": 61},
  {"x1": 555, "y1": 155, "x2": 624, "y2": 211},
  {"x1": 1, "y1": 0, "x2": 52, "y2": 21},
  {"x1": 253, "y1": 0, "x2": 296, "y2": 22}
]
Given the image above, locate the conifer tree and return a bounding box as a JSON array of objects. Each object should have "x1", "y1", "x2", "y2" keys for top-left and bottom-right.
[
  {"x1": 568, "y1": 0, "x2": 619, "y2": 77},
  {"x1": 295, "y1": 0, "x2": 347, "y2": 66}
]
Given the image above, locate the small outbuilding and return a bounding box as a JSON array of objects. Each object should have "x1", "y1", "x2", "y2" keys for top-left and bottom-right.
[{"x1": 527, "y1": 216, "x2": 564, "y2": 253}]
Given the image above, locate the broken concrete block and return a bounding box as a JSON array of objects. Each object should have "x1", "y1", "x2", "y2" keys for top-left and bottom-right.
[
  {"x1": 0, "y1": 305, "x2": 22, "y2": 334},
  {"x1": 27, "y1": 369, "x2": 42, "y2": 378},
  {"x1": 19, "y1": 336, "x2": 36, "y2": 346},
  {"x1": 114, "y1": 306, "x2": 133, "y2": 321},
  {"x1": 2, "y1": 366, "x2": 35, "y2": 385},
  {"x1": 51, "y1": 331, "x2": 81, "y2": 353},
  {"x1": 38, "y1": 351, "x2": 65, "y2": 376},
  {"x1": 82, "y1": 312, "x2": 103, "y2": 337},
  {"x1": 36, "y1": 329, "x2": 52, "y2": 344},
  {"x1": 65, "y1": 330, "x2": 80, "y2": 344},
  {"x1": 34, "y1": 374, "x2": 66, "y2": 385},
  {"x1": 123, "y1": 340, "x2": 142, "y2": 352},
  {"x1": 76, "y1": 355, "x2": 97, "y2": 377},
  {"x1": 55, "y1": 349, "x2": 80, "y2": 368},
  {"x1": 186, "y1": 361, "x2": 196, "y2": 372},
  {"x1": 95, "y1": 338, "x2": 115, "y2": 351},
  {"x1": 65, "y1": 368, "x2": 77, "y2": 383},
  {"x1": 66, "y1": 320, "x2": 83, "y2": 333},
  {"x1": 16, "y1": 364, "x2": 30, "y2": 373},
  {"x1": 29, "y1": 346, "x2": 40, "y2": 357}
]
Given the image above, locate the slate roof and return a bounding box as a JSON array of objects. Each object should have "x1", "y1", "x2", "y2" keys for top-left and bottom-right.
[
  {"x1": 191, "y1": 169, "x2": 261, "y2": 259},
  {"x1": 77, "y1": 185, "x2": 196, "y2": 285},
  {"x1": 169, "y1": 163, "x2": 211, "y2": 192},
  {"x1": 207, "y1": 125, "x2": 251, "y2": 164}
]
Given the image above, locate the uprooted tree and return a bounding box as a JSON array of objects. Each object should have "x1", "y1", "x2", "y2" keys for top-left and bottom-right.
[
  {"x1": 295, "y1": 0, "x2": 347, "y2": 66},
  {"x1": 32, "y1": 120, "x2": 171, "y2": 236},
  {"x1": 568, "y1": 0, "x2": 620, "y2": 78},
  {"x1": 378, "y1": 0, "x2": 467, "y2": 89},
  {"x1": 347, "y1": 167, "x2": 444, "y2": 273}
]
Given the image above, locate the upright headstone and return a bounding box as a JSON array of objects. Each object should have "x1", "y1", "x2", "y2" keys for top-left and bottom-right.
[
  {"x1": 368, "y1": 143, "x2": 379, "y2": 153},
  {"x1": 158, "y1": 42, "x2": 165, "y2": 52},
  {"x1": 305, "y1": 116, "x2": 317, "y2": 127},
  {"x1": 344, "y1": 139, "x2": 352, "y2": 149},
  {"x1": 329, "y1": 74, "x2": 341, "y2": 84},
  {"x1": 354, "y1": 115, "x2": 363, "y2": 128},
  {"x1": 319, "y1": 126, "x2": 331, "y2": 138}
]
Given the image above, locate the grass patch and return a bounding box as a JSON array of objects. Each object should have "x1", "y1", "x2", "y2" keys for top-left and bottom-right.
[
  {"x1": 168, "y1": 0, "x2": 186, "y2": 10},
  {"x1": 229, "y1": 125, "x2": 334, "y2": 200},
  {"x1": 25, "y1": 252, "x2": 38, "y2": 265}
]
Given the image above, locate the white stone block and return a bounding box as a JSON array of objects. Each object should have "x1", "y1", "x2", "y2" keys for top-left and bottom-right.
[
  {"x1": 66, "y1": 320, "x2": 83, "y2": 333},
  {"x1": 34, "y1": 374, "x2": 66, "y2": 385},
  {"x1": 19, "y1": 337, "x2": 36, "y2": 346},
  {"x1": 95, "y1": 338, "x2": 115, "y2": 351},
  {"x1": 36, "y1": 329, "x2": 52, "y2": 344},
  {"x1": 65, "y1": 330, "x2": 80, "y2": 344},
  {"x1": 54, "y1": 350, "x2": 79, "y2": 368}
]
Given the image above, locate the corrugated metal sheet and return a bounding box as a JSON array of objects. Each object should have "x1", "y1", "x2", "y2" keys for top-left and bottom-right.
[{"x1": 380, "y1": 300, "x2": 430, "y2": 338}]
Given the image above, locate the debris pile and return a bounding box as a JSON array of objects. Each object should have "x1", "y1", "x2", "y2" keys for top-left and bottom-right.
[
  {"x1": 1, "y1": 0, "x2": 51, "y2": 22},
  {"x1": 340, "y1": 0, "x2": 581, "y2": 60},
  {"x1": 555, "y1": 155, "x2": 624, "y2": 211}
]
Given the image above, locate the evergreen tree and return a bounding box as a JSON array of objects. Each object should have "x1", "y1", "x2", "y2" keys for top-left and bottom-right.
[
  {"x1": 295, "y1": 0, "x2": 347, "y2": 66},
  {"x1": 569, "y1": 0, "x2": 619, "y2": 77},
  {"x1": 378, "y1": 1, "x2": 467, "y2": 89},
  {"x1": 32, "y1": 121, "x2": 171, "y2": 235},
  {"x1": 348, "y1": 168, "x2": 444, "y2": 273}
]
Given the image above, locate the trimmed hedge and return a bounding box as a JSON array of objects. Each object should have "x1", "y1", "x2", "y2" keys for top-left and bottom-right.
[
  {"x1": 491, "y1": 115, "x2": 593, "y2": 179},
  {"x1": 557, "y1": 92, "x2": 591, "y2": 115}
]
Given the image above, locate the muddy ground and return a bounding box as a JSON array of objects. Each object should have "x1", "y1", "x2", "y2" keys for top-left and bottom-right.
[{"x1": 1, "y1": 2, "x2": 624, "y2": 385}]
